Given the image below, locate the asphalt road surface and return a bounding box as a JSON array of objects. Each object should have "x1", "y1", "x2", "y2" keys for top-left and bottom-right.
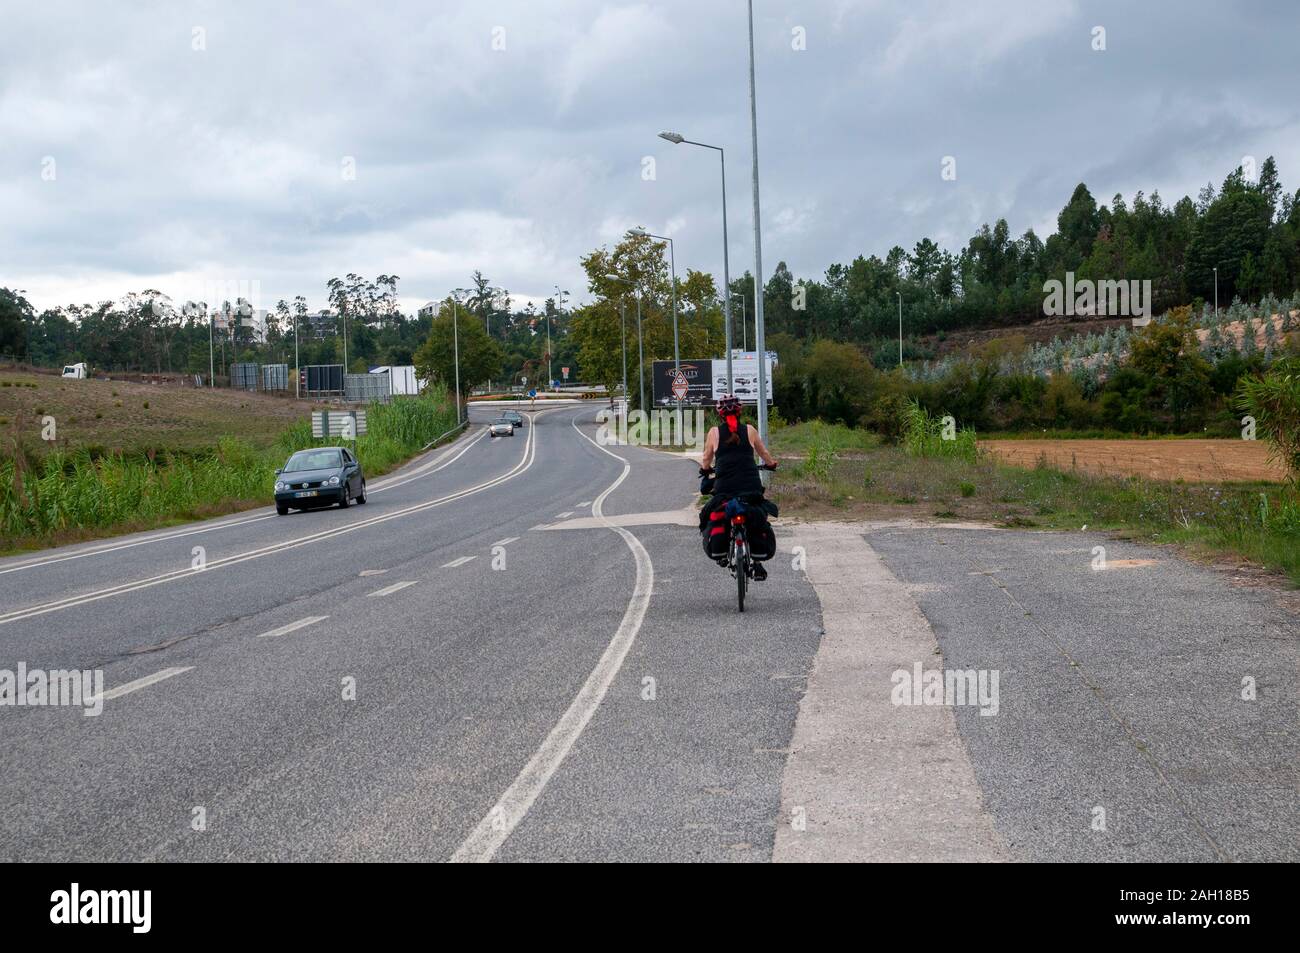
[{"x1": 0, "y1": 403, "x2": 1294, "y2": 862}]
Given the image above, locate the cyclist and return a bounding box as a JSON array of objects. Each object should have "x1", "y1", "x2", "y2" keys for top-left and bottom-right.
[{"x1": 698, "y1": 393, "x2": 779, "y2": 580}]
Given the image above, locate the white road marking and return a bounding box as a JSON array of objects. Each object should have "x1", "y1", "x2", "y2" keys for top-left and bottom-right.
[
  {"x1": 491, "y1": 537, "x2": 519, "y2": 547},
  {"x1": 359, "y1": 569, "x2": 388, "y2": 576},
  {"x1": 451, "y1": 407, "x2": 655, "y2": 863},
  {"x1": 97, "y1": 666, "x2": 194, "y2": 702},
  {"x1": 441, "y1": 556, "x2": 477, "y2": 568},
  {"x1": 368, "y1": 580, "x2": 418, "y2": 597},
  {"x1": 577, "y1": 501, "x2": 592, "y2": 507},
  {"x1": 257, "y1": 615, "x2": 328, "y2": 639},
  {"x1": 555, "y1": 511, "x2": 573, "y2": 519},
  {"x1": 0, "y1": 415, "x2": 553, "y2": 628}
]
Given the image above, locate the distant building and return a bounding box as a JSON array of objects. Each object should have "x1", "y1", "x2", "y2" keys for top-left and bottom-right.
[
  {"x1": 418, "y1": 301, "x2": 440, "y2": 320},
  {"x1": 301, "y1": 310, "x2": 337, "y2": 341}
]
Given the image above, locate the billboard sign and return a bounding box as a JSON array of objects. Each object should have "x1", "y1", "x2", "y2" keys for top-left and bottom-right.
[{"x1": 651, "y1": 358, "x2": 774, "y2": 406}]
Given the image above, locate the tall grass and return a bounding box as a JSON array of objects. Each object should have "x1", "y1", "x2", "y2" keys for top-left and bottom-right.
[
  {"x1": 0, "y1": 387, "x2": 457, "y2": 546},
  {"x1": 902, "y1": 400, "x2": 978, "y2": 461}
]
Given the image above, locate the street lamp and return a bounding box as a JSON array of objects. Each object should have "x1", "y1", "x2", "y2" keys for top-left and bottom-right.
[
  {"x1": 897, "y1": 291, "x2": 903, "y2": 366},
  {"x1": 550, "y1": 285, "x2": 569, "y2": 390},
  {"x1": 659, "y1": 130, "x2": 734, "y2": 392},
  {"x1": 1213, "y1": 266, "x2": 1219, "y2": 320},
  {"x1": 628, "y1": 227, "x2": 680, "y2": 433},
  {"x1": 452, "y1": 296, "x2": 462, "y2": 423},
  {"x1": 208, "y1": 306, "x2": 215, "y2": 387},
  {"x1": 603, "y1": 274, "x2": 636, "y2": 419},
  {"x1": 746, "y1": 0, "x2": 770, "y2": 448},
  {"x1": 737, "y1": 292, "x2": 747, "y2": 351}
]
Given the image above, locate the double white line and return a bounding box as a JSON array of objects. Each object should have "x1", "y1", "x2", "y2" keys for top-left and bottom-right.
[{"x1": 0, "y1": 416, "x2": 542, "y2": 628}]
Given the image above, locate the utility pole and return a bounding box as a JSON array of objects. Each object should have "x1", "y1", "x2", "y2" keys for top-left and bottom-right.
[
  {"x1": 453, "y1": 298, "x2": 462, "y2": 424},
  {"x1": 747, "y1": 0, "x2": 769, "y2": 447}
]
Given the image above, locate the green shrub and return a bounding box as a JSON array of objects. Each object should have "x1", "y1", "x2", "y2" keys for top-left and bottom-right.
[
  {"x1": 901, "y1": 399, "x2": 977, "y2": 462},
  {"x1": 1236, "y1": 357, "x2": 1300, "y2": 482}
]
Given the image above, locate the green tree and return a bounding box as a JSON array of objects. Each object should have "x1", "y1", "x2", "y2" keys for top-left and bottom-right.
[
  {"x1": 0, "y1": 288, "x2": 34, "y2": 357},
  {"x1": 413, "y1": 300, "x2": 503, "y2": 393},
  {"x1": 569, "y1": 301, "x2": 622, "y2": 395}
]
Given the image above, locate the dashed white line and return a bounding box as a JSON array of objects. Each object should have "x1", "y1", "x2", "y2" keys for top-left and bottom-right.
[
  {"x1": 577, "y1": 501, "x2": 592, "y2": 507},
  {"x1": 98, "y1": 666, "x2": 194, "y2": 702},
  {"x1": 257, "y1": 615, "x2": 329, "y2": 639},
  {"x1": 555, "y1": 511, "x2": 574, "y2": 519},
  {"x1": 441, "y1": 556, "x2": 477, "y2": 568},
  {"x1": 368, "y1": 580, "x2": 418, "y2": 597},
  {"x1": 491, "y1": 537, "x2": 519, "y2": 547}
]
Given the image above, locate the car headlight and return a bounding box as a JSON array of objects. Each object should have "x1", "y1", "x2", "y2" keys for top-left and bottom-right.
[
  {"x1": 275, "y1": 481, "x2": 287, "y2": 491},
  {"x1": 328, "y1": 475, "x2": 340, "y2": 486}
]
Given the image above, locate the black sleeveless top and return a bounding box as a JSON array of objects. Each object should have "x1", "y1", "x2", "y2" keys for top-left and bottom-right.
[{"x1": 714, "y1": 419, "x2": 764, "y2": 496}]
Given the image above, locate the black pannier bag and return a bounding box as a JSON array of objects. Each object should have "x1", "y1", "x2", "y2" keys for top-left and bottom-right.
[{"x1": 701, "y1": 499, "x2": 777, "y2": 561}]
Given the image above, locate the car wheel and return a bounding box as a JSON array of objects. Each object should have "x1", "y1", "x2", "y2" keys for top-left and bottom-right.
[
  {"x1": 276, "y1": 504, "x2": 289, "y2": 516},
  {"x1": 338, "y1": 485, "x2": 351, "y2": 508},
  {"x1": 357, "y1": 480, "x2": 367, "y2": 504}
]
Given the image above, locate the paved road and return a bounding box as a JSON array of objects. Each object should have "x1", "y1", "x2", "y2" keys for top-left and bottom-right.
[
  {"x1": 0, "y1": 404, "x2": 820, "y2": 861},
  {"x1": 0, "y1": 404, "x2": 1294, "y2": 862}
]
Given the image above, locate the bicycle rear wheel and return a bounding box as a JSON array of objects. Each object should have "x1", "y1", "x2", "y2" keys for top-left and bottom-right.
[{"x1": 734, "y1": 540, "x2": 748, "y2": 612}]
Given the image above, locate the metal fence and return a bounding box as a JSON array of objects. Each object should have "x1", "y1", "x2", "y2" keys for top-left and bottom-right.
[
  {"x1": 230, "y1": 362, "x2": 260, "y2": 391},
  {"x1": 344, "y1": 373, "x2": 392, "y2": 404},
  {"x1": 303, "y1": 364, "x2": 345, "y2": 396},
  {"x1": 261, "y1": 363, "x2": 289, "y2": 391}
]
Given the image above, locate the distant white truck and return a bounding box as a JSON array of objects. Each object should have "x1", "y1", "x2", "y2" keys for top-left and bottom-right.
[
  {"x1": 368, "y1": 365, "x2": 424, "y2": 396},
  {"x1": 61, "y1": 362, "x2": 87, "y2": 379}
]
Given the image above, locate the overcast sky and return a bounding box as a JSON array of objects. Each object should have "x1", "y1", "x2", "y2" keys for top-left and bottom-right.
[{"x1": 4, "y1": 0, "x2": 1299, "y2": 316}]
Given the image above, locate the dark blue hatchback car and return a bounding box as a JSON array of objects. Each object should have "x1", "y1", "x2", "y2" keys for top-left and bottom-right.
[{"x1": 274, "y1": 447, "x2": 367, "y2": 514}]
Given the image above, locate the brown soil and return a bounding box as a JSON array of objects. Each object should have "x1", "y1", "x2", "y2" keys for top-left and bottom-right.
[
  {"x1": 0, "y1": 370, "x2": 323, "y2": 455},
  {"x1": 981, "y1": 438, "x2": 1287, "y2": 483}
]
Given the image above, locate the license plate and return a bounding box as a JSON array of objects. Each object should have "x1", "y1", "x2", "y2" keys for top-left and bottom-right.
[{"x1": 295, "y1": 490, "x2": 318, "y2": 498}]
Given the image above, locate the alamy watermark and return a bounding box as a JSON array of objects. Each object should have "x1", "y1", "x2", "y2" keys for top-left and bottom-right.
[
  {"x1": 890, "y1": 662, "x2": 999, "y2": 716},
  {"x1": 1043, "y1": 271, "x2": 1152, "y2": 327},
  {"x1": 0, "y1": 664, "x2": 104, "y2": 716},
  {"x1": 595, "y1": 408, "x2": 708, "y2": 449}
]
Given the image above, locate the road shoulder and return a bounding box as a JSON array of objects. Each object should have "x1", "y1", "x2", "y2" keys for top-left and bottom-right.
[{"x1": 774, "y1": 520, "x2": 1010, "y2": 862}]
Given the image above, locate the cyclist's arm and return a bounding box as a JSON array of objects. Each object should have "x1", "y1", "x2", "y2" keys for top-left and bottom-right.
[
  {"x1": 700, "y1": 426, "x2": 719, "y2": 469},
  {"x1": 748, "y1": 426, "x2": 778, "y2": 467}
]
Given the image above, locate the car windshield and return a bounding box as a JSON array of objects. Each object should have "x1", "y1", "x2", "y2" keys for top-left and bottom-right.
[{"x1": 284, "y1": 449, "x2": 342, "y2": 471}]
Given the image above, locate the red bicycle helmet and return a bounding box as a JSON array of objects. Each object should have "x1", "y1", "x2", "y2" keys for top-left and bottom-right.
[{"x1": 716, "y1": 393, "x2": 742, "y2": 415}]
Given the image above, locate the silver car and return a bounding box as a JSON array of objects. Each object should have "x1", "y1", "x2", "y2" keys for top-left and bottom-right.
[{"x1": 489, "y1": 417, "x2": 515, "y2": 437}]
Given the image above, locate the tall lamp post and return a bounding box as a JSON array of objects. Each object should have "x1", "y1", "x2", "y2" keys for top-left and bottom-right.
[
  {"x1": 658, "y1": 130, "x2": 734, "y2": 392},
  {"x1": 746, "y1": 0, "x2": 770, "y2": 448},
  {"x1": 208, "y1": 307, "x2": 215, "y2": 387},
  {"x1": 452, "y1": 296, "x2": 462, "y2": 424},
  {"x1": 897, "y1": 291, "x2": 903, "y2": 366},
  {"x1": 550, "y1": 286, "x2": 569, "y2": 390},
  {"x1": 738, "y1": 292, "x2": 747, "y2": 351},
  {"x1": 603, "y1": 274, "x2": 636, "y2": 419},
  {"x1": 1213, "y1": 267, "x2": 1219, "y2": 320},
  {"x1": 628, "y1": 228, "x2": 680, "y2": 433}
]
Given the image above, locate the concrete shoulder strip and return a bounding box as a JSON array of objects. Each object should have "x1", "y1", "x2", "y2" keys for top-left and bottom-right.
[{"x1": 774, "y1": 522, "x2": 1010, "y2": 863}]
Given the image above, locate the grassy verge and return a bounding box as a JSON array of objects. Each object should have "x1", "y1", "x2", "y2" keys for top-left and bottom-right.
[
  {"x1": 767, "y1": 429, "x2": 1300, "y2": 586},
  {"x1": 0, "y1": 388, "x2": 459, "y2": 554}
]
